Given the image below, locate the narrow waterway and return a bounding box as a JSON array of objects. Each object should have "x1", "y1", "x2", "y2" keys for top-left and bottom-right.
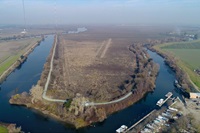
[{"x1": 0, "y1": 35, "x2": 181, "y2": 133}]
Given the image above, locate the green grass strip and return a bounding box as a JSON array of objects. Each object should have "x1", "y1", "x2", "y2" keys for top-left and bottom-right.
[{"x1": 0, "y1": 125, "x2": 8, "y2": 133}]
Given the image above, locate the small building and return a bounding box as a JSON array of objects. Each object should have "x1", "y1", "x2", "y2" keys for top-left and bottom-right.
[{"x1": 190, "y1": 93, "x2": 200, "y2": 99}]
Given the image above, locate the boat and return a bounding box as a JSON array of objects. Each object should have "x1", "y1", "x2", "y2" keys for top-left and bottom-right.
[
  {"x1": 174, "y1": 80, "x2": 181, "y2": 88},
  {"x1": 116, "y1": 125, "x2": 128, "y2": 133},
  {"x1": 169, "y1": 107, "x2": 178, "y2": 112},
  {"x1": 156, "y1": 99, "x2": 164, "y2": 106},
  {"x1": 146, "y1": 124, "x2": 155, "y2": 130},
  {"x1": 165, "y1": 92, "x2": 173, "y2": 97},
  {"x1": 158, "y1": 115, "x2": 168, "y2": 121},
  {"x1": 153, "y1": 120, "x2": 161, "y2": 126},
  {"x1": 156, "y1": 118, "x2": 164, "y2": 124}
]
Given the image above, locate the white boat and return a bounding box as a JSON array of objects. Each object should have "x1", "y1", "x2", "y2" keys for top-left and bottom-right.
[
  {"x1": 116, "y1": 125, "x2": 128, "y2": 133},
  {"x1": 169, "y1": 107, "x2": 178, "y2": 112},
  {"x1": 165, "y1": 92, "x2": 172, "y2": 97},
  {"x1": 146, "y1": 124, "x2": 154, "y2": 130},
  {"x1": 156, "y1": 99, "x2": 164, "y2": 106}
]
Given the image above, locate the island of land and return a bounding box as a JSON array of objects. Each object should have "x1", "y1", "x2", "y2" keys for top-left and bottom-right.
[{"x1": 9, "y1": 26, "x2": 162, "y2": 128}]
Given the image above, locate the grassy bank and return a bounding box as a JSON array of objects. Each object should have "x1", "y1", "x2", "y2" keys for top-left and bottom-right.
[
  {"x1": 0, "y1": 38, "x2": 41, "y2": 76},
  {"x1": 0, "y1": 125, "x2": 8, "y2": 133},
  {"x1": 0, "y1": 53, "x2": 21, "y2": 75},
  {"x1": 153, "y1": 39, "x2": 200, "y2": 90}
]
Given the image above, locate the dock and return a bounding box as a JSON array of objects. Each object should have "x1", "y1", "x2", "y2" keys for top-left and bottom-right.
[
  {"x1": 157, "y1": 92, "x2": 173, "y2": 107},
  {"x1": 124, "y1": 109, "x2": 156, "y2": 133},
  {"x1": 119, "y1": 92, "x2": 173, "y2": 133}
]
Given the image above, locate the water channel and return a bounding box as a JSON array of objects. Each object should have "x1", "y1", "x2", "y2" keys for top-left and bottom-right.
[{"x1": 0, "y1": 35, "x2": 182, "y2": 133}]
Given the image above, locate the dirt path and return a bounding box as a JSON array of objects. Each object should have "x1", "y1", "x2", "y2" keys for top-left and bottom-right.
[
  {"x1": 42, "y1": 35, "x2": 66, "y2": 103},
  {"x1": 100, "y1": 38, "x2": 112, "y2": 58},
  {"x1": 85, "y1": 92, "x2": 132, "y2": 106},
  {"x1": 96, "y1": 41, "x2": 105, "y2": 58}
]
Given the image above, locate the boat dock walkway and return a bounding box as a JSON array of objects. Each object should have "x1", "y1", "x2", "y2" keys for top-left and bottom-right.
[
  {"x1": 124, "y1": 109, "x2": 156, "y2": 133},
  {"x1": 158, "y1": 92, "x2": 173, "y2": 107},
  {"x1": 123, "y1": 92, "x2": 173, "y2": 133}
]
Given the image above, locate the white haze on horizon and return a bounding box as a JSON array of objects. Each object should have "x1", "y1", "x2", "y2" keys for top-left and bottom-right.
[{"x1": 0, "y1": 0, "x2": 200, "y2": 26}]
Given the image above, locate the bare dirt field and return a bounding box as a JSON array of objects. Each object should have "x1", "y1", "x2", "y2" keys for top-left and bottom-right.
[
  {"x1": 45, "y1": 26, "x2": 169, "y2": 102},
  {"x1": 48, "y1": 31, "x2": 135, "y2": 102}
]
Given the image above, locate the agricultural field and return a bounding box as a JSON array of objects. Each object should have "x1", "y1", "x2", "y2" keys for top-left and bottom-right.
[
  {"x1": 0, "y1": 26, "x2": 76, "y2": 39},
  {"x1": 0, "y1": 37, "x2": 41, "y2": 76},
  {"x1": 158, "y1": 39, "x2": 200, "y2": 89}
]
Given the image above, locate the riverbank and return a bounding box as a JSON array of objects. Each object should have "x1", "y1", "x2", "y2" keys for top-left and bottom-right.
[
  {"x1": 9, "y1": 34, "x2": 159, "y2": 128},
  {"x1": 0, "y1": 122, "x2": 23, "y2": 133},
  {"x1": 147, "y1": 45, "x2": 196, "y2": 94},
  {"x1": 0, "y1": 37, "x2": 43, "y2": 83},
  {"x1": 153, "y1": 41, "x2": 200, "y2": 91}
]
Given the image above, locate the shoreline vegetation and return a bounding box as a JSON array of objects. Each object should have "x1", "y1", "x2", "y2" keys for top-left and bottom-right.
[
  {"x1": 0, "y1": 37, "x2": 43, "y2": 83},
  {"x1": 147, "y1": 42, "x2": 199, "y2": 93},
  {"x1": 9, "y1": 35, "x2": 159, "y2": 128},
  {"x1": 0, "y1": 122, "x2": 23, "y2": 133},
  {"x1": 144, "y1": 37, "x2": 200, "y2": 98}
]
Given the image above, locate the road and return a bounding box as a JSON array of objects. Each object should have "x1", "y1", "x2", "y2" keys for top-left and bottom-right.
[
  {"x1": 42, "y1": 35, "x2": 133, "y2": 105},
  {"x1": 85, "y1": 92, "x2": 132, "y2": 106},
  {"x1": 42, "y1": 35, "x2": 66, "y2": 103}
]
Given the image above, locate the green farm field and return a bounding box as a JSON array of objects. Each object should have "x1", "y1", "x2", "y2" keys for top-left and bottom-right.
[
  {"x1": 164, "y1": 49, "x2": 200, "y2": 70},
  {"x1": 155, "y1": 39, "x2": 200, "y2": 89}
]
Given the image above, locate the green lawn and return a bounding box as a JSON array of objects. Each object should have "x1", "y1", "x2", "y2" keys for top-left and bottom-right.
[
  {"x1": 154, "y1": 39, "x2": 200, "y2": 89},
  {"x1": 0, "y1": 125, "x2": 8, "y2": 133}
]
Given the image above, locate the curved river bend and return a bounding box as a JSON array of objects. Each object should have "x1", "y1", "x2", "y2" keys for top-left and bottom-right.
[{"x1": 0, "y1": 35, "x2": 181, "y2": 133}]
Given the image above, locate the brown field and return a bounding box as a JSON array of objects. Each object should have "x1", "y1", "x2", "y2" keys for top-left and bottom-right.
[{"x1": 46, "y1": 26, "x2": 172, "y2": 102}]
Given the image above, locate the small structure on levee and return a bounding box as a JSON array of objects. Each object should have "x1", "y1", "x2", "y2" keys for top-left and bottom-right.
[{"x1": 21, "y1": 29, "x2": 27, "y2": 34}]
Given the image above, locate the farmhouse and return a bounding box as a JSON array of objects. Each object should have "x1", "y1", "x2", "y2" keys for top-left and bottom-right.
[{"x1": 190, "y1": 93, "x2": 200, "y2": 99}]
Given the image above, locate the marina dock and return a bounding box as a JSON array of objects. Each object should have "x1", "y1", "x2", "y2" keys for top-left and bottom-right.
[
  {"x1": 157, "y1": 92, "x2": 173, "y2": 107},
  {"x1": 124, "y1": 110, "x2": 156, "y2": 133},
  {"x1": 120, "y1": 92, "x2": 173, "y2": 133}
]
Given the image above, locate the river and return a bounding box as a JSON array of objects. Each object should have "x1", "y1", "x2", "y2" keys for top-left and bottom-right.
[{"x1": 0, "y1": 35, "x2": 182, "y2": 133}]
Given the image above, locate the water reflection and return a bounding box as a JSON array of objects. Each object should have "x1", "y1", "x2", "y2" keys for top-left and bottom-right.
[{"x1": 68, "y1": 27, "x2": 87, "y2": 34}]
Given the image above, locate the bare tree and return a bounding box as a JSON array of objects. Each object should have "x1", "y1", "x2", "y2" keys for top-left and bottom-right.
[{"x1": 30, "y1": 85, "x2": 43, "y2": 103}]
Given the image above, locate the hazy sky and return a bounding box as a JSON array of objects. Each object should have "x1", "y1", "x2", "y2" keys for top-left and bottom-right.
[{"x1": 0, "y1": 0, "x2": 200, "y2": 25}]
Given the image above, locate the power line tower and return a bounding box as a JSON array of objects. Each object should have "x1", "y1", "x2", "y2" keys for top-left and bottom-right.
[
  {"x1": 54, "y1": 0, "x2": 58, "y2": 33},
  {"x1": 21, "y1": 0, "x2": 27, "y2": 34}
]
